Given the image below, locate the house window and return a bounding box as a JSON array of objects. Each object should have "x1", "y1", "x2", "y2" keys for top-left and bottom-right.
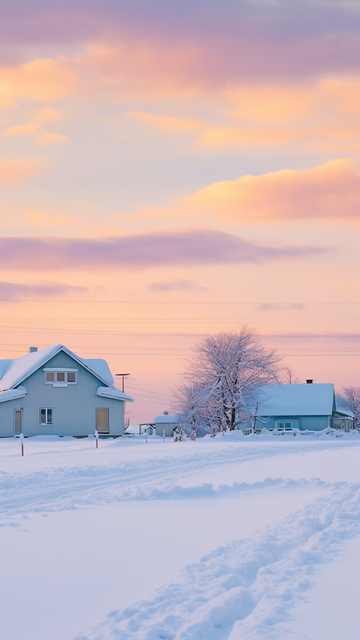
[
  {"x1": 277, "y1": 421, "x2": 293, "y2": 430},
  {"x1": 44, "y1": 370, "x2": 77, "y2": 386},
  {"x1": 96, "y1": 408, "x2": 109, "y2": 434},
  {"x1": 40, "y1": 408, "x2": 53, "y2": 425}
]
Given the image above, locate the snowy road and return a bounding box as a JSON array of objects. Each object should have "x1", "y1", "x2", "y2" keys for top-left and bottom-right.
[{"x1": 1, "y1": 433, "x2": 360, "y2": 639}]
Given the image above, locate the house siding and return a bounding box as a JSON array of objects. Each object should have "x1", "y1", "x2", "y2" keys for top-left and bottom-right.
[
  {"x1": 0, "y1": 351, "x2": 125, "y2": 437},
  {"x1": 155, "y1": 421, "x2": 176, "y2": 437},
  {"x1": 256, "y1": 415, "x2": 330, "y2": 431}
]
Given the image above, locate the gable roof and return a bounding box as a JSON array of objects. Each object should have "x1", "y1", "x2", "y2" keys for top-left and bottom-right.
[
  {"x1": 0, "y1": 345, "x2": 116, "y2": 391},
  {"x1": 257, "y1": 383, "x2": 335, "y2": 417}
]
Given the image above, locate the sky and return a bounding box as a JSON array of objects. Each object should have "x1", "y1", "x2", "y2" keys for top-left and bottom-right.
[{"x1": 1, "y1": 0, "x2": 360, "y2": 421}]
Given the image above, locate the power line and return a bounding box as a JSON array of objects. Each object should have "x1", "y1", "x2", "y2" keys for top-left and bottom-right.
[{"x1": 1, "y1": 299, "x2": 360, "y2": 305}]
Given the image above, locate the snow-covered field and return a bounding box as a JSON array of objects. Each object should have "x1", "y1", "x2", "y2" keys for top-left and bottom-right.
[{"x1": 1, "y1": 432, "x2": 360, "y2": 639}]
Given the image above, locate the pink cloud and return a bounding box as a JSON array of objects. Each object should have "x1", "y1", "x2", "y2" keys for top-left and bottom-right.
[
  {"x1": 146, "y1": 280, "x2": 207, "y2": 292},
  {"x1": 2, "y1": 1, "x2": 360, "y2": 83},
  {"x1": 0, "y1": 230, "x2": 328, "y2": 271},
  {"x1": 0, "y1": 281, "x2": 87, "y2": 301}
]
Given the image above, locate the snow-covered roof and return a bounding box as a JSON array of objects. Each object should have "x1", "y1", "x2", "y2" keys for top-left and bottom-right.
[
  {"x1": 0, "y1": 386, "x2": 27, "y2": 403},
  {"x1": 0, "y1": 345, "x2": 129, "y2": 398},
  {"x1": 257, "y1": 383, "x2": 335, "y2": 417},
  {"x1": 335, "y1": 396, "x2": 354, "y2": 418},
  {"x1": 0, "y1": 345, "x2": 61, "y2": 391},
  {"x1": 97, "y1": 386, "x2": 133, "y2": 402},
  {"x1": 154, "y1": 414, "x2": 178, "y2": 424},
  {"x1": 82, "y1": 359, "x2": 113, "y2": 385}
]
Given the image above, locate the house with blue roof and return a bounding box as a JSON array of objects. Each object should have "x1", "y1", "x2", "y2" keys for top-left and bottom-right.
[
  {"x1": 0, "y1": 345, "x2": 133, "y2": 437},
  {"x1": 254, "y1": 382, "x2": 353, "y2": 432}
]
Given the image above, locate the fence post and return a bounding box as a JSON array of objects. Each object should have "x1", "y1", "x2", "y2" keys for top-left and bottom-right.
[
  {"x1": 145, "y1": 428, "x2": 148, "y2": 443},
  {"x1": 20, "y1": 432, "x2": 24, "y2": 457},
  {"x1": 95, "y1": 429, "x2": 99, "y2": 449},
  {"x1": 163, "y1": 428, "x2": 165, "y2": 442}
]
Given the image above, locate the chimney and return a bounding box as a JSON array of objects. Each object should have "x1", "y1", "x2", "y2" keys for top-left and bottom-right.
[
  {"x1": 306, "y1": 379, "x2": 313, "y2": 384},
  {"x1": 29, "y1": 347, "x2": 38, "y2": 353}
]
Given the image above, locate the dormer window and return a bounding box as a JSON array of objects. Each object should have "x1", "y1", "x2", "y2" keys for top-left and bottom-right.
[{"x1": 44, "y1": 369, "x2": 77, "y2": 386}]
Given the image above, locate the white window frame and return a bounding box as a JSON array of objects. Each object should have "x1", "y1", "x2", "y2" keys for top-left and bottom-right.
[
  {"x1": 44, "y1": 368, "x2": 78, "y2": 387},
  {"x1": 40, "y1": 408, "x2": 53, "y2": 425},
  {"x1": 276, "y1": 420, "x2": 293, "y2": 430}
]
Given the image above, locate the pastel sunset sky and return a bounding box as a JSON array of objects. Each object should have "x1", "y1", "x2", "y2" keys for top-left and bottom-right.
[{"x1": 1, "y1": 0, "x2": 360, "y2": 420}]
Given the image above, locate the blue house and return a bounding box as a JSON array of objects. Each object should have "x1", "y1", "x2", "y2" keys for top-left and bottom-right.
[
  {"x1": 0, "y1": 345, "x2": 133, "y2": 437},
  {"x1": 254, "y1": 383, "x2": 353, "y2": 431}
]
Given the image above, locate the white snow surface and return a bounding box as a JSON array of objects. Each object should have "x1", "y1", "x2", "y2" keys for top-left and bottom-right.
[{"x1": 1, "y1": 432, "x2": 360, "y2": 639}]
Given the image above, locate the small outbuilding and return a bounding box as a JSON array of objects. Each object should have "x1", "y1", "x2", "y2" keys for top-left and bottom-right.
[
  {"x1": 154, "y1": 413, "x2": 179, "y2": 437},
  {"x1": 0, "y1": 344, "x2": 133, "y2": 437},
  {"x1": 254, "y1": 383, "x2": 353, "y2": 432}
]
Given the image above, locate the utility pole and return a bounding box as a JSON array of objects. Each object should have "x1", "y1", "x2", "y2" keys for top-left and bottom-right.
[{"x1": 115, "y1": 373, "x2": 130, "y2": 393}]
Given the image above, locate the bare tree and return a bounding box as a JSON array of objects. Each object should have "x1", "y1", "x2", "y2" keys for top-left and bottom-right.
[
  {"x1": 174, "y1": 381, "x2": 209, "y2": 438},
  {"x1": 175, "y1": 326, "x2": 280, "y2": 435},
  {"x1": 282, "y1": 365, "x2": 300, "y2": 384},
  {"x1": 340, "y1": 386, "x2": 360, "y2": 428}
]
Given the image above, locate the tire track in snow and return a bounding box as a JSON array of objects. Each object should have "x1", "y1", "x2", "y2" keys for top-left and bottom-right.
[{"x1": 0, "y1": 439, "x2": 357, "y2": 517}]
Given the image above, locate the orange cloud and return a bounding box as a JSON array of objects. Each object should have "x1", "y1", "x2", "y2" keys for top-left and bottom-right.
[
  {"x1": 2, "y1": 121, "x2": 68, "y2": 146},
  {"x1": 176, "y1": 158, "x2": 360, "y2": 223},
  {"x1": 0, "y1": 58, "x2": 79, "y2": 101},
  {"x1": 25, "y1": 210, "x2": 79, "y2": 228},
  {"x1": 196, "y1": 126, "x2": 298, "y2": 148},
  {"x1": 36, "y1": 108, "x2": 62, "y2": 122},
  {"x1": 2, "y1": 122, "x2": 41, "y2": 137},
  {"x1": 37, "y1": 131, "x2": 68, "y2": 145},
  {"x1": 196, "y1": 125, "x2": 360, "y2": 151},
  {"x1": 0, "y1": 158, "x2": 47, "y2": 185},
  {"x1": 226, "y1": 85, "x2": 316, "y2": 124},
  {"x1": 127, "y1": 111, "x2": 205, "y2": 132}
]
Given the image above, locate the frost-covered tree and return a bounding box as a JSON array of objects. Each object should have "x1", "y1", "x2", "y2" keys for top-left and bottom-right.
[
  {"x1": 174, "y1": 381, "x2": 209, "y2": 438},
  {"x1": 175, "y1": 326, "x2": 280, "y2": 435},
  {"x1": 282, "y1": 365, "x2": 300, "y2": 384},
  {"x1": 339, "y1": 386, "x2": 360, "y2": 428}
]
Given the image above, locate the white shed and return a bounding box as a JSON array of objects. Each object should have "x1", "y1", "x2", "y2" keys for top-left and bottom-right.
[{"x1": 154, "y1": 414, "x2": 179, "y2": 437}]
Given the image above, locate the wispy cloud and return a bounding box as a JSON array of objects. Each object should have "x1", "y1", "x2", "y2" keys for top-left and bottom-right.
[
  {"x1": 0, "y1": 281, "x2": 87, "y2": 301},
  {"x1": 0, "y1": 158, "x2": 47, "y2": 185},
  {"x1": 128, "y1": 111, "x2": 205, "y2": 133},
  {"x1": 146, "y1": 279, "x2": 207, "y2": 292},
  {"x1": 259, "y1": 303, "x2": 306, "y2": 311},
  {"x1": 2, "y1": 120, "x2": 68, "y2": 146},
  {"x1": 0, "y1": 58, "x2": 79, "y2": 101},
  {"x1": 24, "y1": 210, "x2": 79, "y2": 228},
  {"x1": 0, "y1": 230, "x2": 329, "y2": 271}
]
